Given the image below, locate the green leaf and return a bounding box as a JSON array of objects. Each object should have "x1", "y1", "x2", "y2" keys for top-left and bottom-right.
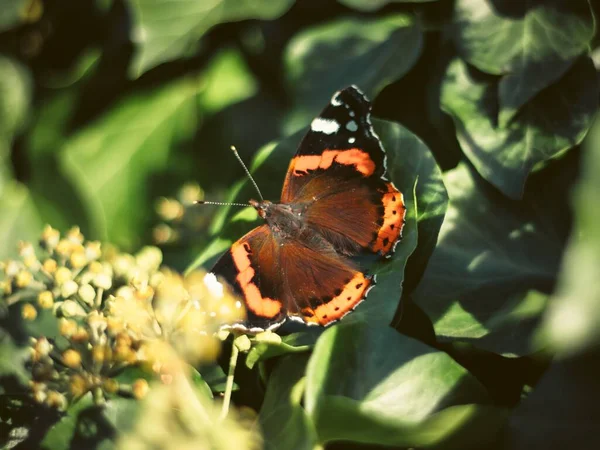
[
  {"x1": 0, "y1": 0, "x2": 35, "y2": 33},
  {"x1": 412, "y1": 157, "x2": 576, "y2": 356},
  {"x1": 0, "y1": 332, "x2": 29, "y2": 383},
  {"x1": 454, "y1": 0, "x2": 595, "y2": 124},
  {"x1": 340, "y1": 0, "x2": 437, "y2": 11},
  {"x1": 197, "y1": 48, "x2": 258, "y2": 114},
  {"x1": 60, "y1": 76, "x2": 200, "y2": 248},
  {"x1": 304, "y1": 322, "x2": 504, "y2": 447},
  {"x1": 441, "y1": 57, "x2": 598, "y2": 199},
  {"x1": 128, "y1": 0, "x2": 294, "y2": 77},
  {"x1": 259, "y1": 355, "x2": 318, "y2": 450},
  {"x1": 0, "y1": 182, "x2": 43, "y2": 259},
  {"x1": 0, "y1": 55, "x2": 31, "y2": 149},
  {"x1": 536, "y1": 116, "x2": 600, "y2": 356},
  {"x1": 506, "y1": 352, "x2": 600, "y2": 449},
  {"x1": 246, "y1": 330, "x2": 321, "y2": 369},
  {"x1": 41, "y1": 395, "x2": 95, "y2": 450},
  {"x1": 189, "y1": 367, "x2": 214, "y2": 399},
  {"x1": 285, "y1": 14, "x2": 423, "y2": 131}
]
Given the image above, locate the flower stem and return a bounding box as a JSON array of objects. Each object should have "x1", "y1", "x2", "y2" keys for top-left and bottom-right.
[{"x1": 220, "y1": 340, "x2": 239, "y2": 420}]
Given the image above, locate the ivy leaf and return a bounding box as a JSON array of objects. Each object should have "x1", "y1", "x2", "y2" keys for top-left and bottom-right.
[
  {"x1": 0, "y1": 182, "x2": 43, "y2": 259},
  {"x1": 41, "y1": 396, "x2": 95, "y2": 450},
  {"x1": 536, "y1": 116, "x2": 600, "y2": 356},
  {"x1": 454, "y1": 0, "x2": 595, "y2": 124},
  {"x1": 305, "y1": 322, "x2": 507, "y2": 447},
  {"x1": 259, "y1": 355, "x2": 318, "y2": 450},
  {"x1": 340, "y1": 0, "x2": 437, "y2": 12},
  {"x1": 285, "y1": 14, "x2": 423, "y2": 131},
  {"x1": 441, "y1": 57, "x2": 597, "y2": 199},
  {"x1": 412, "y1": 154, "x2": 578, "y2": 356},
  {"x1": 245, "y1": 330, "x2": 321, "y2": 369},
  {"x1": 61, "y1": 76, "x2": 200, "y2": 249},
  {"x1": 128, "y1": 0, "x2": 294, "y2": 77}
]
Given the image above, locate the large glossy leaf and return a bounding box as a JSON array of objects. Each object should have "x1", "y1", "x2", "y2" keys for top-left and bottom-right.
[
  {"x1": 504, "y1": 351, "x2": 600, "y2": 450},
  {"x1": 285, "y1": 14, "x2": 423, "y2": 131},
  {"x1": 454, "y1": 0, "x2": 595, "y2": 124},
  {"x1": 305, "y1": 322, "x2": 507, "y2": 447},
  {"x1": 412, "y1": 155, "x2": 578, "y2": 356},
  {"x1": 60, "y1": 76, "x2": 200, "y2": 249},
  {"x1": 536, "y1": 116, "x2": 600, "y2": 356},
  {"x1": 340, "y1": 0, "x2": 436, "y2": 11},
  {"x1": 191, "y1": 118, "x2": 447, "y2": 331},
  {"x1": 441, "y1": 57, "x2": 597, "y2": 199},
  {"x1": 259, "y1": 355, "x2": 318, "y2": 450},
  {"x1": 127, "y1": 0, "x2": 294, "y2": 77}
]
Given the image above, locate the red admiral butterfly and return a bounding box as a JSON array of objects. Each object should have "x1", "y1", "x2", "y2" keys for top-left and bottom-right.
[{"x1": 206, "y1": 86, "x2": 406, "y2": 333}]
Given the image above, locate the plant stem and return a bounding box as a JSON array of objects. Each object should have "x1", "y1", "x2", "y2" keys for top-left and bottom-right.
[{"x1": 220, "y1": 340, "x2": 239, "y2": 421}]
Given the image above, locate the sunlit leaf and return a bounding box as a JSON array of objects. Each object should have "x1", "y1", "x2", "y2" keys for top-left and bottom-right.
[
  {"x1": 441, "y1": 57, "x2": 597, "y2": 199},
  {"x1": 285, "y1": 14, "x2": 423, "y2": 131},
  {"x1": 0, "y1": 182, "x2": 43, "y2": 259},
  {"x1": 412, "y1": 156, "x2": 578, "y2": 356},
  {"x1": 454, "y1": 0, "x2": 595, "y2": 124},
  {"x1": 340, "y1": 0, "x2": 437, "y2": 11},
  {"x1": 305, "y1": 322, "x2": 506, "y2": 447},
  {"x1": 259, "y1": 355, "x2": 318, "y2": 450},
  {"x1": 128, "y1": 0, "x2": 294, "y2": 77},
  {"x1": 61, "y1": 76, "x2": 200, "y2": 248},
  {"x1": 536, "y1": 116, "x2": 600, "y2": 356}
]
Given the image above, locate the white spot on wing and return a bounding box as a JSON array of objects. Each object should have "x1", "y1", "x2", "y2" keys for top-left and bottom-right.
[
  {"x1": 348, "y1": 137, "x2": 356, "y2": 144},
  {"x1": 349, "y1": 110, "x2": 355, "y2": 117},
  {"x1": 204, "y1": 272, "x2": 224, "y2": 298},
  {"x1": 311, "y1": 117, "x2": 340, "y2": 134},
  {"x1": 346, "y1": 120, "x2": 358, "y2": 132},
  {"x1": 331, "y1": 95, "x2": 342, "y2": 106}
]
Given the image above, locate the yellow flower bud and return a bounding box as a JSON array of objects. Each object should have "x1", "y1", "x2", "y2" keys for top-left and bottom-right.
[
  {"x1": 67, "y1": 226, "x2": 84, "y2": 244},
  {"x1": 0, "y1": 280, "x2": 11, "y2": 295},
  {"x1": 22, "y1": 303, "x2": 37, "y2": 320},
  {"x1": 41, "y1": 225, "x2": 60, "y2": 249},
  {"x1": 62, "y1": 349, "x2": 82, "y2": 368},
  {"x1": 70, "y1": 374, "x2": 88, "y2": 397},
  {"x1": 132, "y1": 379, "x2": 149, "y2": 399},
  {"x1": 61, "y1": 299, "x2": 86, "y2": 317},
  {"x1": 70, "y1": 249, "x2": 87, "y2": 269},
  {"x1": 61, "y1": 280, "x2": 79, "y2": 299},
  {"x1": 54, "y1": 267, "x2": 72, "y2": 285},
  {"x1": 88, "y1": 261, "x2": 103, "y2": 274},
  {"x1": 37, "y1": 291, "x2": 54, "y2": 309},
  {"x1": 59, "y1": 318, "x2": 78, "y2": 337},
  {"x1": 33, "y1": 337, "x2": 52, "y2": 357},
  {"x1": 102, "y1": 378, "x2": 119, "y2": 394},
  {"x1": 93, "y1": 273, "x2": 112, "y2": 290},
  {"x1": 85, "y1": 241, "x2": 102, "y2": 261},
  {"x1": 46, "y1": 391, "x2": 67, "y2": 410},
  {"x1": 71, "y1": 327, "x2": 89, "y2": 343},
  {"x1": 78, "y1": 284, "x2": 96, "y2": 305},
  {"x1": 42, "y1": 258, "x2": 57, "y2": 274},
  {"x1": 55, "y1": 239, "x2": 73, "y2": 257},
  {"x1": 15, "y1": 270, "x2": 33, "y2": 288}
]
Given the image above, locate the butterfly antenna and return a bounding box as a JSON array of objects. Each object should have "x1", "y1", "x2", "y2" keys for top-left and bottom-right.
[
  {"x1": 230, "y1": 145, "x2": 264, "y2": 200},
  {"x1": 195, "y1": 200, "x2": 249, "y2": 207}
]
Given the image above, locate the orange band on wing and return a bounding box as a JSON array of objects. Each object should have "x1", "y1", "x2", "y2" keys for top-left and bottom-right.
[
  {"x1": 372, "y1": 182, "x2": 406, "y2": 255},
  {"x1": 290, "y1": 149, "x2": 376, "y2": 177},
  {"x1": 231, "y1": 243, "x2": 282, "y2": 318},
  {"x1": 300, "y1": 273, "x2": 371, "y2": 326}
]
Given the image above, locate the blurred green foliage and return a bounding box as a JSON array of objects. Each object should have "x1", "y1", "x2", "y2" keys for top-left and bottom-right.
[{"x1": 1, "y1": 0, "x2": 599, "y2": 449}]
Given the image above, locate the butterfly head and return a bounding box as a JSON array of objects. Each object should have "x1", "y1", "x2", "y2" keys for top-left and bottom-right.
[{"x1": 249, "y1": 199, "x2": 272, "y2": 219}]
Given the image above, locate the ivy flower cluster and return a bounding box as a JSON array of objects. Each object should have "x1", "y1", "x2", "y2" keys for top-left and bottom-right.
[{"x1": 0, "y1": 226, "x2": 244, "y2": 410}]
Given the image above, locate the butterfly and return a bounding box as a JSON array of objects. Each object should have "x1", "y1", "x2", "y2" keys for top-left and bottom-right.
[{"x1": 207, "y1": 86, "x2": 406, "y2": 333}]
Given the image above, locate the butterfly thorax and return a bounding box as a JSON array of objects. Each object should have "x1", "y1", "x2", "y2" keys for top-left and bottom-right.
[{"x1": 250, "y1": 199, "x2": 307, "y2": 239}]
